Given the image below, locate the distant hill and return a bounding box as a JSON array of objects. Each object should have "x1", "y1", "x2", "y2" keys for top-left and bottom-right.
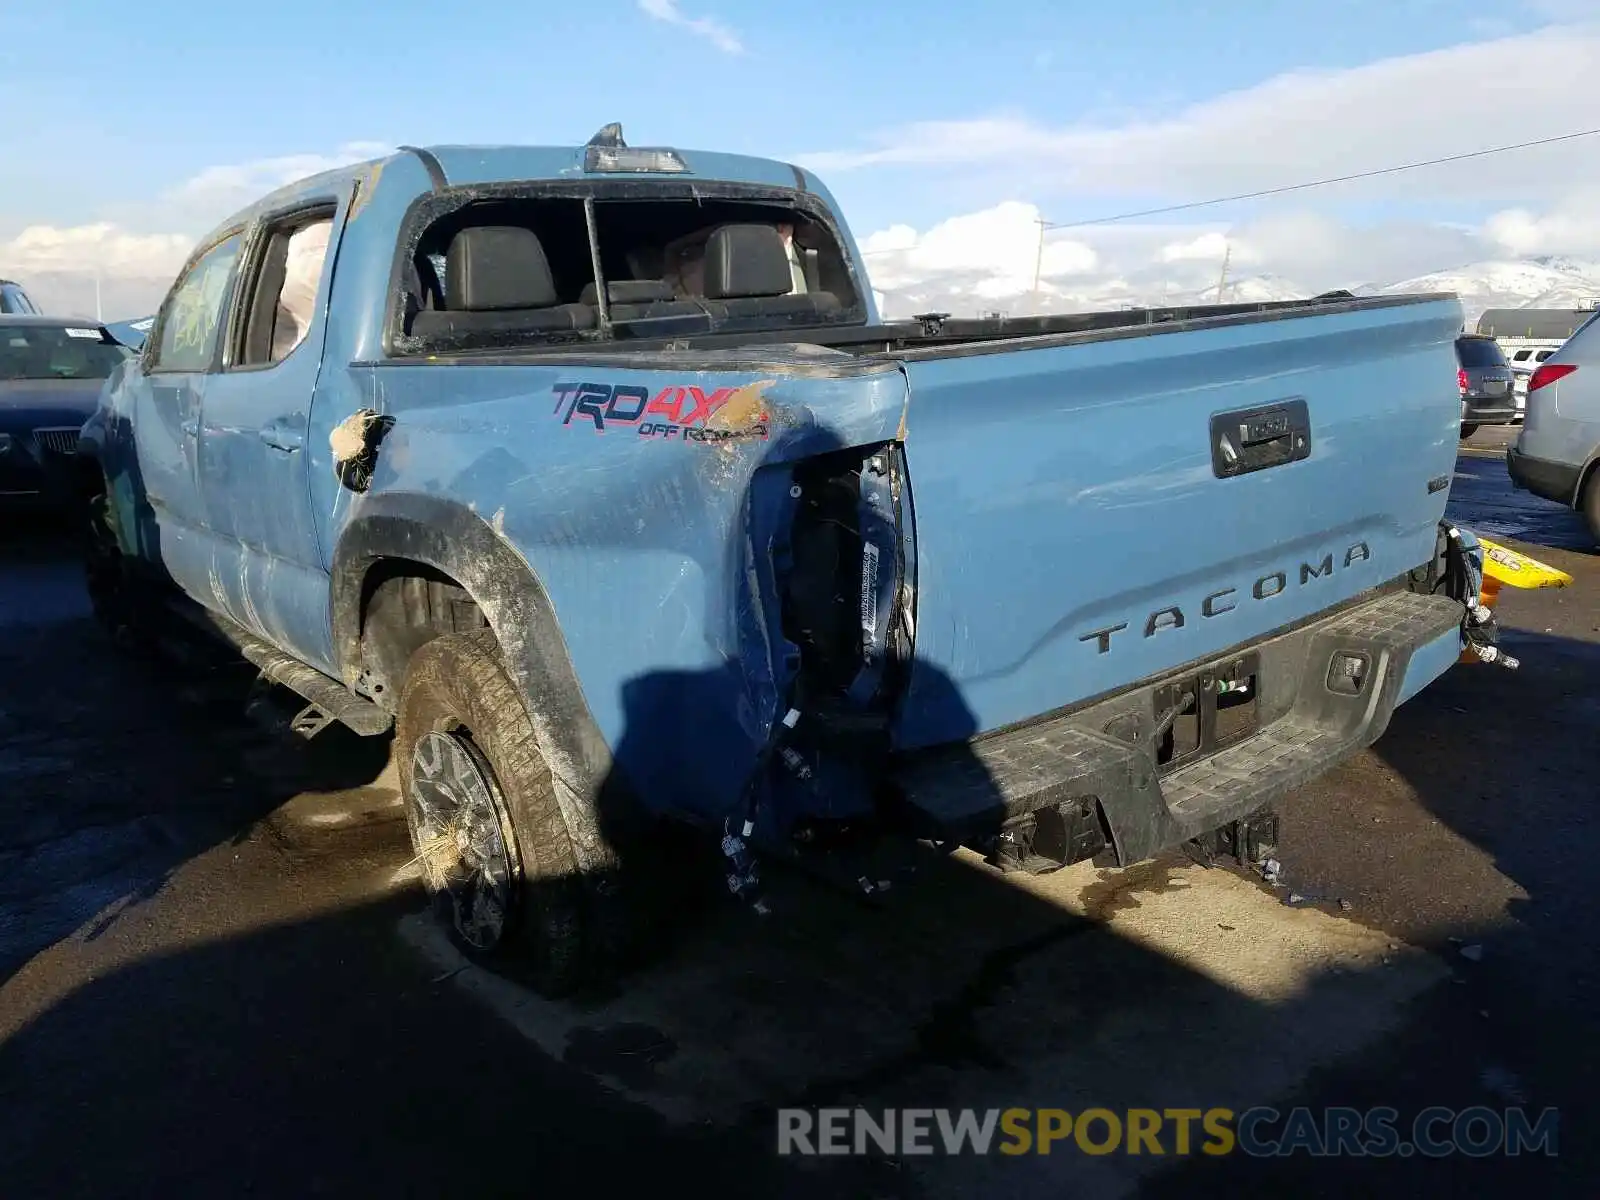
[
  {"x1": 1366, "y1": 256, "x2": 1600, "y2": 329},
  {"x1": 871, "y1": 254, "x2": 1600, "y2": 327}
]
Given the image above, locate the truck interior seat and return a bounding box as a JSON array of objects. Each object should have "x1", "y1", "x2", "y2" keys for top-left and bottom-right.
[
  {"x1": 410, "y1": 226, "x2": 595, "y2": 337},
  {"x1": 699, "y1": 224, "x2": 840, "y2": 320},
  {"x1": 578, "y1": 278, "x2": 704, "y2": 322}
]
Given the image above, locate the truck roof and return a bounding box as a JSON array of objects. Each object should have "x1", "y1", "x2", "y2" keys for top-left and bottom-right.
[{"x1": 196, "y1": 128, "x2": 820, "y2": 252}]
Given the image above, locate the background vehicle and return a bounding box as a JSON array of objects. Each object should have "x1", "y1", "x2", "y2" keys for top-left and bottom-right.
[
  {"x1": 104, "y1": 316, "x2": 154, "y2": 351},
  {"x1": 1478, "y1": 305, "x2": 1600, "y2": 422},
  {"x1": 1509, "y1": 346, "x2": 1559, "y2": 417},
  {"x1": 76, "y1": 132, "x2": 1488, "y2": 996},
  {"x1": 1, "y1": 317, "x2": 130, "y2": 511},
  {"x1": 0, "y1": 279, "x2": 41, "y2": 315},
  {"x1": 1507, "y1": 309, "x2": 1600, "y2": 543},
  {"x1": 1456, "y1": 333, "x2": 1517, "y2": 438}
]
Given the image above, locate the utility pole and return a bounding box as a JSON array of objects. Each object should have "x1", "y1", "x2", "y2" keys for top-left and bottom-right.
[
  {"x1": 1031, "y1": 217, "x2": 1049, "y2": 309},
  {"x1": 1215, "y1": 240, "x2": 1231, "y2": 303},
  {"x1": 95, "y1": 273, "x2": 103, "y2": 321}
]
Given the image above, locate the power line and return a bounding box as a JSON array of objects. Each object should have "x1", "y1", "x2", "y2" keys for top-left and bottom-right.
[
  {"x1": 1041, "y1": 125, "x2": 1600, "y2": 231},
  {"x1": 859, "y1": 125, "x2": 1600, "y2": 258}
]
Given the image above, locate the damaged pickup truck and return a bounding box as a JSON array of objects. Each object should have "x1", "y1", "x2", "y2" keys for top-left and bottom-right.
[{"x1": 77, "y1": 125, "x2": 1510, "y2": 994}]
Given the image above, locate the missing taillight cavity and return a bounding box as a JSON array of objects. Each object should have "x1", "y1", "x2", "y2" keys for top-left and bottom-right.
[
  {"x1": 780, "y1": 442, "x2": 912, "y2": 726},
  {"x1": 783, "y1": 453, "x2": 867, "y2": 698}
]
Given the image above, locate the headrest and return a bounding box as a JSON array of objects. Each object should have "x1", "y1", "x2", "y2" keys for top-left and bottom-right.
[
  {"x1": 445, "y1": 226, "x2": 558, "y2": 311},
  {"x1": 702, "y1": 224, "x2": 793, "y2": 300},
  {"x1": 578, "y1": 279, "x2": 677, "y2": 306}
]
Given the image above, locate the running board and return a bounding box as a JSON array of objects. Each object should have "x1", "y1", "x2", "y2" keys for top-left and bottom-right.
[{"x1": 171, "y1": 605, "x2": 393, "y2": 737}]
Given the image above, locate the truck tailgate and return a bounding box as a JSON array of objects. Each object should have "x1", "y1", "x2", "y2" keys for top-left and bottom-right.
[{"x1": 891, "y1": 296, "x2": 1463, "y2": 749}]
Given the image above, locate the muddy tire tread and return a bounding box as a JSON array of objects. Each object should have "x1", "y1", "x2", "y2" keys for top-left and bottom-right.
[{"x1": 395, "y1": 631, "x2": 588, "y2": 996}]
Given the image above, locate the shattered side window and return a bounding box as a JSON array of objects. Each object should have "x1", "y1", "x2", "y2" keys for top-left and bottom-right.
[{"x1": 153, "y1": 233, "x2": 243, "y2": 372}]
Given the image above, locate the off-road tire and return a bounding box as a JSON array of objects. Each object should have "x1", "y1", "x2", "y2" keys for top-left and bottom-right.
[{"x1": 395, "y1": 631, "x2": 594, "y2": 996}]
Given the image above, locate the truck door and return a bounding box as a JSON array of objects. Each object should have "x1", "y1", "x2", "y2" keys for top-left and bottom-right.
[
  {"x1": 195, "y1": 194, "x2": 347, "y2": 672},
  {"x1": 123, "y1": 229, "x2": 245, "y2": 606}
]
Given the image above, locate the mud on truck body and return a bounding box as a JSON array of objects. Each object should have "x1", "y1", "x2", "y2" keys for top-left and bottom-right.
[{"x1": 75, "y1": 126, "x2": 1508, "y2": 996}]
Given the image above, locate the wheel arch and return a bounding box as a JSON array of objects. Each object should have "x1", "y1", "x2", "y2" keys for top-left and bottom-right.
[
  {"x1": 1574, "y1": 445, "x2": 1600, "y2": 510},
  {"x1": 329, "y1": 493, "x2": 617, "y2": 871}
]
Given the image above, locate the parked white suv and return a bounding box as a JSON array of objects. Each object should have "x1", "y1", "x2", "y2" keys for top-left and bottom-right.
[
  {"x1": 1507, "y1": 311, "x2": 1600, "y2": 543},
  {"x1": 1508, "y1": 346, "x2": 1560, "y2": 417}
]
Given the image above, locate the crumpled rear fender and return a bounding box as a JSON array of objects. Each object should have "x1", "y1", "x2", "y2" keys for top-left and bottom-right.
[{"x1": 329, "y1": 491, "x2": 618, "y2": 875}]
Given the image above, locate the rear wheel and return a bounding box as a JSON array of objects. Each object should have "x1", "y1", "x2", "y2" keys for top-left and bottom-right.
[
  {"x1": 395, "y1": 631, "x2": 594, "y2": 995},
  {"x1": 1580, "y1": 467, "x2": 1600, "y2": 546},
  {"x1": 1460, "y1": 422, "x2": 1480, "y2": 439}
]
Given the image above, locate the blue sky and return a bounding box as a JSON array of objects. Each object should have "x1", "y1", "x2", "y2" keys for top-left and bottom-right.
[
  {"x1": 2, "y1": 0, "x2": 1583, "y2": 233},
  {"x1": 3, "y1": 0, "x2": 1597, "y2": 317}
]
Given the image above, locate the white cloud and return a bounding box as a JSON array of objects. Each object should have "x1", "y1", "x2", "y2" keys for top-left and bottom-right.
[
  {"x1": 166, "y1": 140, "x2": 392, "y2": 230},
  {"x1": 1, "y1": 222, "x2": 192, "y2": 278},
  {"x1": 795, "y1": 27, "x2": 1600, "y2": 207},
  {"x1": 0, "y1": 142, "x2": 391, "y2": 317},
  {"x1": 857, "y1": 196, "x2": 1600, "y2": 326},
  {"x1": 1160, "y1": 232, "x2": 1229, "y2": 263},
  {"x1": 637, "y1": 0, "x2": 743, "y2": 54},
  {"x1": 862, "y1": 201, "x2": 1098, "y2": 300},
  {"x1": 1483, "y1": 186, "x2": 1600, "y2": 256}
]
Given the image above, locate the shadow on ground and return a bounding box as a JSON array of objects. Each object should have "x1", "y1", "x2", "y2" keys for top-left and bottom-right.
[
  {"x1": 1, "y1": 466, "x2": 1593, "y2": 1197},
  {"x1": 0, "y1": 522, "x2": 392, "y2": 984},
  {"x1": 1141, "y1": 514, "x2": 1600, "y2": 1196}
]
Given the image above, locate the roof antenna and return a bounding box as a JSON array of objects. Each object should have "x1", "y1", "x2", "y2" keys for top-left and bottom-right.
[{"x1": 587, "y1": 123, "x2": 626, "y2": 148}]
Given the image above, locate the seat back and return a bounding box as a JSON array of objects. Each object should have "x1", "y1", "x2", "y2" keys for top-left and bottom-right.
[
  {"x1": 700, "y1": 223, "x2": 840, "y2": 321},
  {"x1": 410, "y1": 225, "x2": 595, "y2": 338}
]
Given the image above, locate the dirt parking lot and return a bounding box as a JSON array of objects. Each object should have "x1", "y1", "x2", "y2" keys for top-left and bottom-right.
[{"x1": 1, "y1": 432, "x2": 1595, "y2": 1198}]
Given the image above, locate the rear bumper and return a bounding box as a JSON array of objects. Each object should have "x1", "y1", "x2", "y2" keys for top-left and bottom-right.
[
  {"x1": 1506, "y1": 447, "x2": 1580, "y2": 506},
  {"x1": 1461, "y1": 398, "x2": 1518, "y2": 424},
  {"x1": 891, "y1": 587, "x2": 1464, "y2": 868}
]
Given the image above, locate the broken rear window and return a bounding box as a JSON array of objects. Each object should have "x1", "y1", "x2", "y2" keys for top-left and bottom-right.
[{"x1": 391, "y1": 188, "x2": 864, "y2": 353}]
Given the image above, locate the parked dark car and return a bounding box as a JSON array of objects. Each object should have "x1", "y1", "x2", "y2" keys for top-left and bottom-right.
[
  {"x1": 1, "y1": 316, "x2": 131, "y2": 512},
  {"x1": 0, "y1": 279, "x2": 41, "y2": 315},
  {"x1": 1457, "y1": 334, "x2": 1517, "y2": 438}
]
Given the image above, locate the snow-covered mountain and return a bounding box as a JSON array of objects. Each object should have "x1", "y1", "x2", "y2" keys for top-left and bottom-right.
[
  {"x1": 1365, "y1": 256, "x2": 1600, "y2": 329},
  {"x1": 870, "y1": 255, "x2": 1600, "y2": 328}
]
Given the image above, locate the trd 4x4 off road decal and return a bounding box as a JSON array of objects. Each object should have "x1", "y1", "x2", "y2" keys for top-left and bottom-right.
[{"x1": 551, "y1": 380, "x2": 772, "y2": 443}]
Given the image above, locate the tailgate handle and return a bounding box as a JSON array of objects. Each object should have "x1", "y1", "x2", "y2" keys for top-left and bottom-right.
[{"x1": 1210, "y1": 399, "x2": 1311, "y2": 479}]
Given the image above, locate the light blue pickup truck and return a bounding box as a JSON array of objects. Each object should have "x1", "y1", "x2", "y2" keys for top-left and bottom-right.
[{"x1": 77, "y1": 125, "x2": 1498, "y2": 994}]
